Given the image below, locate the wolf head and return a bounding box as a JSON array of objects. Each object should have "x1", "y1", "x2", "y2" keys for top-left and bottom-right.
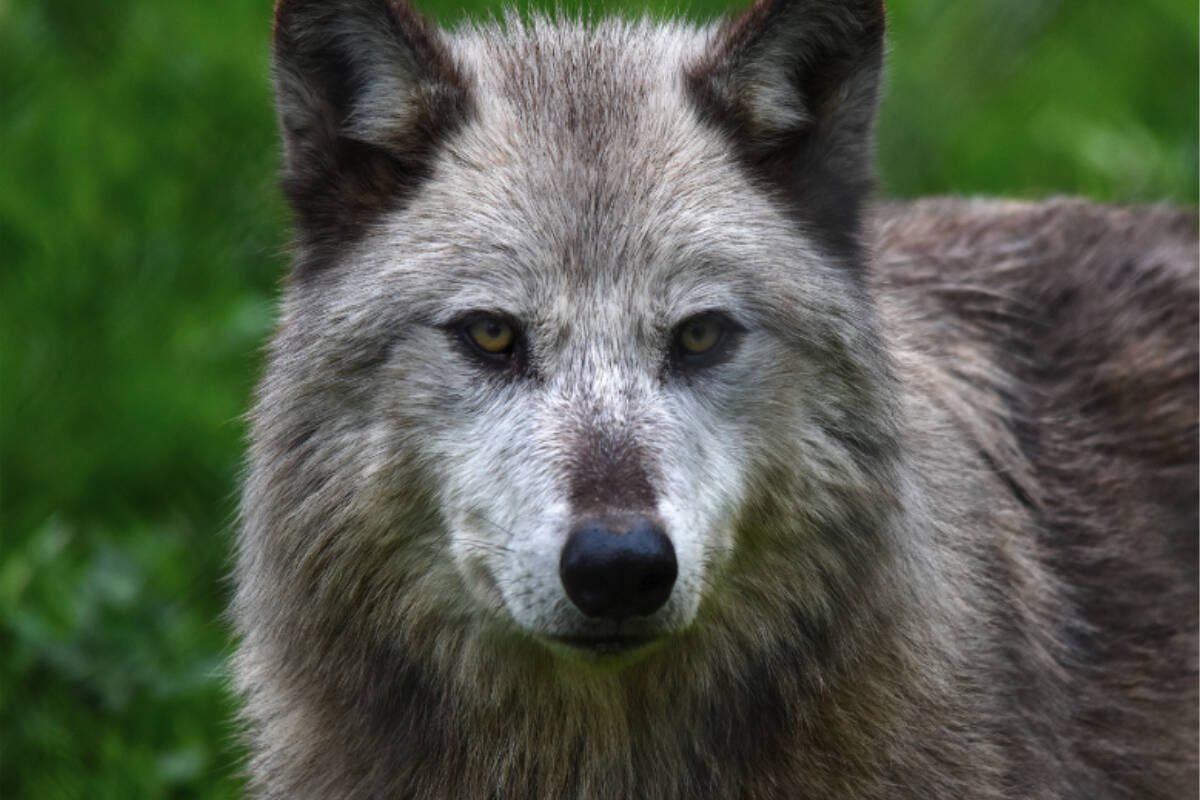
[{"x1": 239, "y1": 0, "x2": 897, "y2": 684}]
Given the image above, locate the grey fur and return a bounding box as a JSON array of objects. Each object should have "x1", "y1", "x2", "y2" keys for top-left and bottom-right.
[{"x1": 235, "y1": 1, "x2": 1199, "y2": 797}]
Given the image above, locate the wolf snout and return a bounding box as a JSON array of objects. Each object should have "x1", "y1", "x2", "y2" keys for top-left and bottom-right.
[{"x1": 559, "y1": 515, "x2": 677, "y2": 621}]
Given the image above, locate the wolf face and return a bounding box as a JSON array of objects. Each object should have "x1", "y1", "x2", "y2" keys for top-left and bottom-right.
[{"x1": 243, "y1": 0, "x2": 893, "y2": 671}]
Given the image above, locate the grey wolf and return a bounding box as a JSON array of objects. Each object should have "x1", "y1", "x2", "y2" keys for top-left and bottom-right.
[{"x1": 233, "y1": 0, "x2": 1199, "y2": 797}]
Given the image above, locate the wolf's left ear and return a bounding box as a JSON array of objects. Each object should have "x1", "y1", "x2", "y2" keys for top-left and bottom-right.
[
  {"x1": 272, "y1": 0, "x2": 471, "y2": 256},
  {"x1": 687, "y1": 0, "x2": 885, "y2": 258}
]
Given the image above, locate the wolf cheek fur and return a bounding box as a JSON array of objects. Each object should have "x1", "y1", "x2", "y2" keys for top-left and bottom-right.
[{"x1": 234, "y1": 0, "x2": 1199, "y2": 797}]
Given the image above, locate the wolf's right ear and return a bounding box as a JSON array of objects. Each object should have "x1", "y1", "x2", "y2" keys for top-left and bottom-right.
[
  {"x1": 272, "y1": 0, "x2": 470, "y2": 250},
  {"x1": 687, "y1": 0, "x2": 885, "y2": 260}
]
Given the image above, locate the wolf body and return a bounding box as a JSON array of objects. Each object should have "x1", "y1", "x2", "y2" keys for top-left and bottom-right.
[{"x1": 234, "y1": 1, "x2": 1199, "y2": 797}]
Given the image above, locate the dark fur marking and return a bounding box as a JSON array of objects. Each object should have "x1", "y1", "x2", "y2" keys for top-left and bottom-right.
[
  {"x1": 274, "y1": 0, "x2": 475, "y2": 281},
  {"x1": 685, "y1": 0, "x2": 886, "y2": 264},
  {"x1": 568, "y1": 428, "x2": 657, "y2": 515}
]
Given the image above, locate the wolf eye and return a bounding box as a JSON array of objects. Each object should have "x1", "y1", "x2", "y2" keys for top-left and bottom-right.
[
  {"x1": 466, "y1": 318, "x2": 515, "y2": 354},
  {"x1": 670, "y1": 312, "x2": 742, "y2": 371},
  {"x1": 677, "y1": 317, "x2": 722, "y2": 355},
  {"x1": 453, "y1": 313, "x2": 522, "y2": 368}
]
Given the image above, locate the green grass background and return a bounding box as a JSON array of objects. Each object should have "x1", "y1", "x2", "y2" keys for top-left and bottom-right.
[{"x1": 1, "y1": 0, "x2": 1195, "y2": 796}]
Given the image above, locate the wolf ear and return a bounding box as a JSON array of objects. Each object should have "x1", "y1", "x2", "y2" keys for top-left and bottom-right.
[
  {"x1": 272, "y1": 0, "x2": 470, "y2": 254},
  {"x1": 687, "y1": 0, "x2": 885, "y2": 259}
]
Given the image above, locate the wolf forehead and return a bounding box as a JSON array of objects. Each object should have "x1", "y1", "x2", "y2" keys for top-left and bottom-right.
[
  {"x1": 455, "y1": 18, "x2": 709, "y2": 158},
  {"x1": 371, "y1": 22, "x2": 785, "y2": 279}
]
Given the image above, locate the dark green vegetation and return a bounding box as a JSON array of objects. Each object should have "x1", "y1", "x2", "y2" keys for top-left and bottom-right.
[{"x1": 2, "y1": 0, "x2": 1194, "y2": 795}]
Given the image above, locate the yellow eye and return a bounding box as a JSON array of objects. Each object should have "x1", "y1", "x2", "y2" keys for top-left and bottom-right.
[
  {"x1": 678, "y1": 317, "x2": 722, "y2": 355},
  {"x1": 466, "y1": 317, "x2": 515, "y2": 354}
]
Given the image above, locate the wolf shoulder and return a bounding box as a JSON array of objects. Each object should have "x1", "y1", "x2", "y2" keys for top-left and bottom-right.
[
  {"x1": 868, "y1": 196, "x2": 1198, "y2": 318},
  {"x1": 868, "y1": 195, "x2": 1198, "y2": 560}
]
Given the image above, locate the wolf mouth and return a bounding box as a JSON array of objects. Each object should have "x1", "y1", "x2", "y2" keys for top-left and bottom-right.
[{"x1": 545, "y1": 633, "x2": 660, "y2": 656}]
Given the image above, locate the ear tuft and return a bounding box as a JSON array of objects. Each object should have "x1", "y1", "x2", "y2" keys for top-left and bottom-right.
[
  {"x1": 272, "y1": 0, "x2": 471, "y2": 262},
  {"x1": 687, "y1": 0, "x2": 885, "y2": 260}
]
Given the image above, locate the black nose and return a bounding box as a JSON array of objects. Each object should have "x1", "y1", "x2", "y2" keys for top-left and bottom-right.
[{"x1": 559, "y1": 515, "x2": 677, "y2": 621}]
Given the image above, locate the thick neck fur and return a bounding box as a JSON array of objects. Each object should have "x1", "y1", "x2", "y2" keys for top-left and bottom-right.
[{"x1": 238, "y1": 376, "x2": 1040, "y2": 799}]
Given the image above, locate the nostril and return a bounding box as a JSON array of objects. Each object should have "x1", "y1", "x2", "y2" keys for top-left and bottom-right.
[{"x1": 559, "y1": 515, "x2": 677, "y2": 621}]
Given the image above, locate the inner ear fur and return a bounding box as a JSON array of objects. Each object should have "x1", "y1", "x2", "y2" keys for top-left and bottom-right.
[
  {"x1": 687, "y1": 0, "x2": 886, "y2": 261},
  {"x1": 272, "y1": 0, "x2": 472, "y2": 261}
]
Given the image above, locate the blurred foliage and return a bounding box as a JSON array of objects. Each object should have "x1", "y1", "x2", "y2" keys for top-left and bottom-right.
[
  {"x1": 1, "y1": 0, "x2": 1195, "y2": 796},
  {"x1": 880, "y1": 0, "x2": 1198, "y2": 201}
]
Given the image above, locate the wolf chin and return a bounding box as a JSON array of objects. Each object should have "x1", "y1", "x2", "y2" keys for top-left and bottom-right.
[{"x1": 233, "y1": 0, "x2": 1199, "y2": 797}]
